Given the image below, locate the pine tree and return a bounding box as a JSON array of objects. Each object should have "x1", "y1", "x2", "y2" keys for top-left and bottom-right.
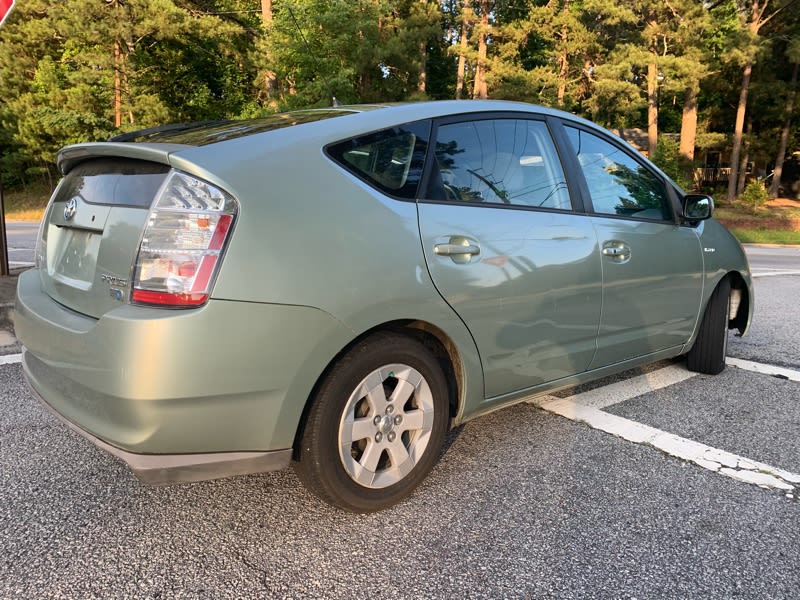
[{"x1": 0, "y1": 0, "x2": 257, "y2": 185}]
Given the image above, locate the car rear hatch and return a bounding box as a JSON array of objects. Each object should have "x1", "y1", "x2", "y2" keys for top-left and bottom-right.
[
  {"x1": 40, "y1": 142, "x2": 240, "y2": 318},
  {"x1": 39, "y1": 152, "x2": 174, "y2": 318}
]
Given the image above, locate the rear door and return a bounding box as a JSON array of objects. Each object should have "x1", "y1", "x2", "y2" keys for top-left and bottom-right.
[
  {"x1": 39, "y1": 158, "x2": 169, "y2": 318},
  {"x1": 561, "y1": 125, "x2": 704, "y2": 367},
  {"x1": 417, "y1": 115, "x2": 602, "y2": 399}
]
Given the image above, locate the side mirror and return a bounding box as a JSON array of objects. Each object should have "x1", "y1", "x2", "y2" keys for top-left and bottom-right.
[{"x1": 683, "y1": 194, "x2": 714, "y2": 221}]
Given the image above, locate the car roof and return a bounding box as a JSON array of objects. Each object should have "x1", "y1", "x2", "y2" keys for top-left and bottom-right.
[
  {"x1": 106, "y1": 100, "x2": 590, "y2": 147},
  {"x1": 59, "y1": 100, "x2": 636, "y2": 177}
]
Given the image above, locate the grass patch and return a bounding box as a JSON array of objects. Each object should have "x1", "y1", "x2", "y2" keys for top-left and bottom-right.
[
  {"x1": 727, "y1": 228, "x2": 800, "y2": 245},
  {"x1": 715, "y1": 198, "x2": 800, "y2": 245},
  {"x1": 2, "y1": 183, "x2": 50, "y2": 222}
]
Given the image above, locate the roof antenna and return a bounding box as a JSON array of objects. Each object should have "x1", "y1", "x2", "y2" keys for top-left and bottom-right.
[{"x1": 286, "y1": 5, "x2": 339, "y2": 108}]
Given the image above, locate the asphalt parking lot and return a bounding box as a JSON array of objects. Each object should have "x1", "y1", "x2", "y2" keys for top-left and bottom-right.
[{"x1": 1, "y1": 273, "x2": 798, "y2": 598}]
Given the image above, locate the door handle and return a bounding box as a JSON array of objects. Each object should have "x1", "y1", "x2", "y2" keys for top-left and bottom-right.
[
  {"x1": 434, "y1": 236, "x2": 481, "y2": 264},
  {"x1": 601, "y1": 241, "x2": 631, "y2": 262}
]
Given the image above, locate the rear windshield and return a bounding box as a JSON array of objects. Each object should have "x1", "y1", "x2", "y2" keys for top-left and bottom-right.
[
  {"x1": 57, "y1": 158, "x2": 170, "y2": 208},
  {"x1": 109, "y1": 109, "x2": 358, "y2": 146}
]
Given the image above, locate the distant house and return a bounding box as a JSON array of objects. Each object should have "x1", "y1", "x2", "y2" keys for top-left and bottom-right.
[
  {"x1": 610, "y1": 128, "x2": 765, "y2": 190},
  {"x1": 610, "y1": 128, "x2": 649, "y2": 156}
]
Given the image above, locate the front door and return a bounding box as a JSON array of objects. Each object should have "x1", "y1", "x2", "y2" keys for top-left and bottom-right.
[{"x1": 562, "y1": 125, "x2": 704, "y2": 368}]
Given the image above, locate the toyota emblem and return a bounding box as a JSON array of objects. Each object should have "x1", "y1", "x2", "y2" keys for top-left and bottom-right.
[{"x1": 64, "y1": 198, "x2": 78, "y2": 221}]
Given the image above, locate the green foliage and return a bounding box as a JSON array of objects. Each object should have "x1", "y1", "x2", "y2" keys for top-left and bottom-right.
[
  {"x1": 650, "y1": 137, "x2": 693, "y2": 190},
  {"x1": 0, "y1": 0, "x2": 258, "y2": 186},
  {"x1": 255, "y1": 0, "x2": 445, "y2": 109},
  {"x1": 0, "y1": 0, "x2": 798, "y2": 199},
  {"x1": 738, "y1": 181, "x2": 769, "y2": 213}
]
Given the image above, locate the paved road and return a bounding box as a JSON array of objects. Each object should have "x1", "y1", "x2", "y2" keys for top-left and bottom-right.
[
  {"x1": 2, "y1": 220, "x2": 38, "y2": 268},
  {"x1": 745, "y1": 244, "x2": 800, "y2": 276},
  {"x1": 730, "y1": 275, "x2": 800, "y2": 370},
  {"x1": 1, "y1": 276, "x2": 798, "y2": 598}
]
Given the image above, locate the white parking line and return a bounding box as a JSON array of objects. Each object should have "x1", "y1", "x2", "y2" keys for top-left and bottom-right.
[
  {"x1": 530, "y1": 363, "x2": 800, "y2": 497},
  {"x1": 728, "y1": 357, "x2": 800, "y2": 382},
  {"x1": 0, "y1": 353, "x2": 22, "y2": 365},
  {"x1": 753, "y1": 271, "x2": 800, "y2": 278},
  {"x1": 551, "y1": 364, "x2": 699, "y2": 410}
]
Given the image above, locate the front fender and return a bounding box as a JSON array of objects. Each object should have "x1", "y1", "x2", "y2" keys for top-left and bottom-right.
[{"x1": 696, "y1": 219, "x2": 754, "y2": 336}]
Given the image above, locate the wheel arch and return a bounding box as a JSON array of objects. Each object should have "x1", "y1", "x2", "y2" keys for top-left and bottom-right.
[
  {"x1": 291, "y1": 319, "x2": 466, "y2": 459},
  {"x1": 726, "y1": 270, "x2": 752, "y2": 336}
]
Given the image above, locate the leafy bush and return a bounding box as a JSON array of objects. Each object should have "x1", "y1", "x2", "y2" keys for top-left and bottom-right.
[
  {"x1": 739, "y1": 181, "x2": 769, "y2": 213},
  {"x1": 650, "y1": 137, "x2": 693, "y2": 191}
]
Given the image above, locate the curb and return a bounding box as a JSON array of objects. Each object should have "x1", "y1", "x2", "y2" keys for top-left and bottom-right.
[
  {"x1": 0, "y1": 269, "x2": 22, "y2": 355},
  {"x1": 0, "y1": 302, "x2": 19, "y2": 355},
  {"x1": 741, "y1": 243, "x2": 800, "y2": 249},
  {"x1": 0, "y1": 302, "x2": 12, "y2": 328}
]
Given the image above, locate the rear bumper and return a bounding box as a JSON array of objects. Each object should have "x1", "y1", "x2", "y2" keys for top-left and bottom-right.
[
  {"x1": 27, "y1": 377, "x2": 292, "y2": 484},
  {"x1": 14, "y1": 268, "x2": 350, "y2": 459}
]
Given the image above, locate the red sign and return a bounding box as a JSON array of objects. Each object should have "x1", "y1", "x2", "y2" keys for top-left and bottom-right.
[{"x1": 0, "y1": 0, "x2": 15, "y2": 28}]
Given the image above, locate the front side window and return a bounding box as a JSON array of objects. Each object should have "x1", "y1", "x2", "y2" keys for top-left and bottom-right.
[
  {"x1": 326, "y1": 121, "x2": 430, "y2": 200},
  {"x1": 426, "y1": 118, "x2": 571, "y2": 210},
  {"x1": 565, "y1": 126, "x2": 673, "y2": 221}
]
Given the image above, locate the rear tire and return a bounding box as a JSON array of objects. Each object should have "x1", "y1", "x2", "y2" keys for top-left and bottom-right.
[
  {"x1": 687, "y1": 277, "x2": 731, "y2": 375},
  {"x1": 294, "y1": 332, "x2": 449, "y2": 513}
]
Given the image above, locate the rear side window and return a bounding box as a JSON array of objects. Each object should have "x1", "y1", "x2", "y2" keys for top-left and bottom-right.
[
  {"x1": 326, "y1": 121, "x2": 430, "y2": 200},
  {"x1": 57, "y1": 158, "x2": 170, "y2": 208}
]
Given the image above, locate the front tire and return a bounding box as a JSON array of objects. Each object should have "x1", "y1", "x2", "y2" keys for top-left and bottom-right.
[
  {"x1": 687, "y1": 277, "x2": 731, "y2": 375},
  {"x1": 294, "y1": 332, "x2": 449, "y2": 512}
]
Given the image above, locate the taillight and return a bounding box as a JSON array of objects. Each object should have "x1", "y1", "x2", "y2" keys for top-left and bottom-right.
[{"x1": 131, "y1": 170, "x2": 238, "y2": 307}]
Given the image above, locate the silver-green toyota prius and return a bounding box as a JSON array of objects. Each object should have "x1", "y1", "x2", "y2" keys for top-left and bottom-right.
[{"x1": 15, "y1": 100, "x2": 753, "y2": 512}]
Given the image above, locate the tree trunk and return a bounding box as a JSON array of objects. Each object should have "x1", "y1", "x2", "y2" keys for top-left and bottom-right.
[
  {"x1": 647, "y1": 60, "x2": 658, "y2": 157},
  {"x1": 769, "y1": 62, "x2": 798, "y2": 198},
  {"x1": 261, "y1": 0, "x2": 278, "y2": 102},
  {"x1": 737, "y1": 118, "x2": 753, "y2": 196},
  {"x1": 556, "y1": 0, "x2": 570, "y2": 107},
  {"x1": 123, "y1": 70, "x2": 134, "y2": 125},
  {"x1": 678, "y1": 84, "x2": 699, "y2": 187},
  {"x1": 679, "y1": 84, "x2": 698, "y2": 161},
  {"x1": 727, "y1": 58, "x2": 753, "y2": 202},
  {"x1": 556, "y1": 55, "x2": 567, "y2": 106},
  {"x1": 472, "y1": 0, "x2": 489, "y2": 99},
  {"x1": 120, "y1": 39, "x2": 134, "y2": 125},
  {"x1": 418, "y1": 38, "x2": 427, "y2": 94},
  {"x1": 455, "y1": 0, "x2": 470, "y2": 99},
  {"x1": 114, "y1": 40, "x2": 122, "y2": 128}
]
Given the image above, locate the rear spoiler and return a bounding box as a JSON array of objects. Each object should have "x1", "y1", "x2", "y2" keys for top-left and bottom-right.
[{"x1": 57, "y1": 142, "x2": 191, "y2": 175}]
